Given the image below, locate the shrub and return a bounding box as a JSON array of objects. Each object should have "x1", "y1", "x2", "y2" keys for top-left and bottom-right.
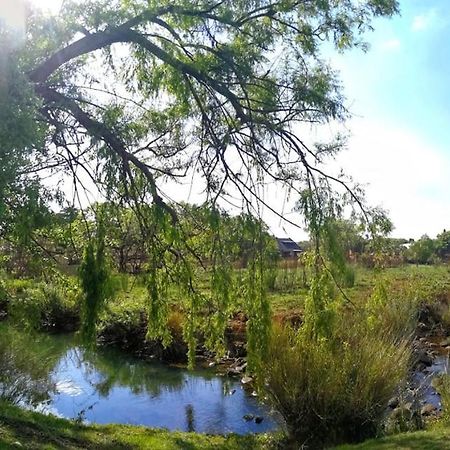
[
  {"x1": 7, "y1": 280, "x2": 80, "y2": 331},
  {"x1": 263, "y1": 312, "x2": 411, "y2": 448}
]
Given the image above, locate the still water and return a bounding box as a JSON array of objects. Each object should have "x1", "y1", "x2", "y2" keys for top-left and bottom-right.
[{"x1": 0, "y1": 323, "x2": 278, "y2": 434}]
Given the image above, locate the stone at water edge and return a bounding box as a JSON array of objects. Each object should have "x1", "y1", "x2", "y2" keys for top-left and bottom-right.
[
  {"x1": 255, "y1": 416, "x2": 264, "y2": 424},
  {"x1": 388, "y1": 397, "x2": 399, "y2": 409},
  {"x1": 243, "y1": 414, "x2": 254, "y2": 421},
  {"x1": 421, "y1": 403, "x2": 438, "y2": 416},
  {"x1": 417, "y1": 351, "x2": 433, "y2": 366},
  {"x1": 241, "y1": 375, "x2": 253, "y2": 385}
]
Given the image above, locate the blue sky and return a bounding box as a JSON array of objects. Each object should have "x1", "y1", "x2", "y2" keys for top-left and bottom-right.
[
  {"x1": 336, "y1": 1, "x2": 450, "y2": 150},
  {"x1": 269, "y1": 1, "x2": 450, "y2": 240},
  {"x1": 317, "y1": 0, "x2": 450, "y2": 240}
]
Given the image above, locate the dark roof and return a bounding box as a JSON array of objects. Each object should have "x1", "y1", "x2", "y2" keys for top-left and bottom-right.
[{"x1": 276, "y1": 237, "x2": 302, "y2": 253}]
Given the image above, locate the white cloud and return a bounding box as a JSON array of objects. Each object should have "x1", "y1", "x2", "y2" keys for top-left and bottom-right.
[
  {"x1": 333, "y1": 118, "x2": 450, "y2": 239},
  {"x1": 380, "y1": 38, "x2": 401, "y2": 51},
  {"x1": 412, "y1": 10, "x2": 436, "y2": 32}
]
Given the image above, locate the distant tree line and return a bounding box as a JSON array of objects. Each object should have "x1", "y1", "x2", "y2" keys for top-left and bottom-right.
[
  {"x1": 300, "y1": 220, "x2": 450, "y2": 267},
  {"x1": 0, "y1": 202, "x2": 279, "y2": 277}
]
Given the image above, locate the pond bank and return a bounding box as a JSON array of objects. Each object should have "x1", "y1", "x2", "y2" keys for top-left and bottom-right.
[
  {"x1": 0, "y1": 401, "x2": 277, "y2": 450},
  {"x1": 4, "y1": 400, "x2": 450, "y2": 450}
]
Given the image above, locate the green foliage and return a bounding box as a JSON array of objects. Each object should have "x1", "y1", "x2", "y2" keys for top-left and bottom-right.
[
  {"x1": 2, "y1": 0, "x2": 401, "y2": 376},
  {"x1": 433, "y1": 375, "x2": 450, "y2": 424},
  {"x1": 435, "y1": 230, "x2": 450, "y2": 260},
  {"x1": 5, "y1": 277, "x2": 80, "y2": 331},
  {"x1": 79, "y1": 212, "x2": 112, "y2": 344},
  {"x1": 263, "y1": 305, "x2": 411, "y2": 447},
  {"x1": 365, "y1": 281, "x2": 419, "y2": 340},
  {"x1": 408, "y1": 235, "x2": 437, "y2": 265},
  {"x1": 0, "y1": 326, "x2": 56, "y2": 406}
]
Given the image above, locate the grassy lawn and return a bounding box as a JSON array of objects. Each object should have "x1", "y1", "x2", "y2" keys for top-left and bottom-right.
[
  {"x1": 336, "y1": 427, "x2": 450, "y2": 450},
  {"x1": 0, "y1": 401, "x2": 274, "y2": 450}
]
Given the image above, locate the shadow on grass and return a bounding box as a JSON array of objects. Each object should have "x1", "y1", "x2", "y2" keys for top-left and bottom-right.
[{"x1": 0, "y1": 401, "x2": 270, "y2": 450}]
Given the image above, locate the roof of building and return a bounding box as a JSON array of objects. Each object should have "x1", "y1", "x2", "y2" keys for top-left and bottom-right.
[{"x1": 276, "y1": 237, "x2": 302, "y2": 253}]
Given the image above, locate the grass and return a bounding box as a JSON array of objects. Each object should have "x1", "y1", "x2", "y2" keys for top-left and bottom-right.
[
  {"x1": 335, "y1": 427, "x2": 450, "y2": 450},
  {"x1": 4, "y1": 402, "x2": 450, "y2": 450},
  {"x1": 1, "y1": 264, "x2": 450, "y2": 449},
  {"x1": 0, "y1": 401, "x2": 275, "y2": 450},
  {"x1": 4, "y1": 400, "x2": 450, "y2": 450}
]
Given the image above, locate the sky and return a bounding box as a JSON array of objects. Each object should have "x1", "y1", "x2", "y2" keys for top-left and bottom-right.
[
  {"x1": 2, "y1": 0, "x2": 449, "y2": 240},
  {"x1": 161, "y1": 0, "x2": 450, "y2": 241},
  {"x1": 323, "y1": 1, "x2": 450, "y2": 240}
]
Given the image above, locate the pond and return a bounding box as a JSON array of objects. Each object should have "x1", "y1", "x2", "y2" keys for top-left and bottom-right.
[{"x1": 0, "y1": 323, "x2": 278, "y2": 434}]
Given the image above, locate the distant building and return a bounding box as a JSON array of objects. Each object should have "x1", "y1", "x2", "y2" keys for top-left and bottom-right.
[{"x1": 276, "y1": 237, "x2": 302, "y2": 258}]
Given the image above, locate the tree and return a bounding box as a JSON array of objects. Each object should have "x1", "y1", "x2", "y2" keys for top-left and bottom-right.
[
  {"x1": 1, "y1": 0, "x2": 399, "y2": 365},
  {"x1": 435, "y1": 229, "x2": 450, "y2": 261},
  {"x1": 408, "y1": 235, "x2": 436, "y2": 265}
]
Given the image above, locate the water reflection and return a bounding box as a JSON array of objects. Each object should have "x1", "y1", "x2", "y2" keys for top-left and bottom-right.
[
  {"x1": 0, "y1": 323, "x2": 278, "y2": 434},
  {"x1": 185, "y1": 404, "x2": 195, "y2": 432},
  {"x1": 0, "y1": 324, "x2": 63, "y2": 406}
]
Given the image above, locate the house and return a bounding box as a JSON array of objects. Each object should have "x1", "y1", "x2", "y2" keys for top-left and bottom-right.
[{"x1": 276, "y1": 237, "x2": 302, "y2": 258}]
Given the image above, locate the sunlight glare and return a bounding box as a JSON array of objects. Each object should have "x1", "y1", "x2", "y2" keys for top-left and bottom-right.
[
  {"x1": 0, "y1": 0, "x2": 25, "y2": 35},
  {"x1": 29, "y1": 0, "x2": 63, "y2": 14}
]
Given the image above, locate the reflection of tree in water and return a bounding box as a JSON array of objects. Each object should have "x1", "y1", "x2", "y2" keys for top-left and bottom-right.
[
  {"x1": 185, "y1": 404, "x2": 195, "y2": 432},
  {"x1": 0, "y1": 323, "x2": 216, "y2": 413},
  {"x1": 0, "y1": 324, "x2": 70, "y2": 405},
  {"x1": 66, "y1": 345, "x2": 186, "y2": 398}
]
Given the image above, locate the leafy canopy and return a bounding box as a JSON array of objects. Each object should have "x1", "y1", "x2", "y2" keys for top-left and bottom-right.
[{"x1": 1, "y1": 0, "x2": 399, "y2": 365}]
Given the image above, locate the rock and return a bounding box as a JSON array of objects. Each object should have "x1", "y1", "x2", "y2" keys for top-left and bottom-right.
[
  {"x1": 417, "y1": 351, "x2": 433, "y2": 366},
  {"x1": 430, "y1": 342, "x2": 439, "y2": 348},
  {"x1": 390, "y1": 406, "x2": 412, "y2": 421},
  {"x1": 13, "y1": 443, "x2": 23, "y2": 448},
  {"x1": 255, "y1": 416, "x2": 264, "y2": 424},
  {"x1": 243, "y1": 414, "x2": 254, "y2": 421},
  {"x1": 228, "y1": 389, "x2": 236, "y2": 395},
  {"x1": 388, "y1": 397, "x2": 399, "y2": 409},
  {"x1": 404, "y1": 402, "x2": 414, "y2": 412},
  {"x1": 421, "y1": 403, "x2": 437, "y2": 416},
  {"x1": 208, "y1": 362, "x2": 216, "y2": 367},
  {"x1": 441, "y1": 338, "x2": 450, "y2": 347},
  {"x1": 251, "y1": 391, "x2": 258, "y2": 397},
  {"x1": 416, "y1": 362, "x2": 427, "y2": 372},
  {"x1": 241, "y1": 376, "x2": 253, "y2": 385}
]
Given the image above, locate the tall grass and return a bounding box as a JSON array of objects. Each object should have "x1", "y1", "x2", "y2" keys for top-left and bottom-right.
[{"x1": 263, "y1": 292, "x2": 414, "y2": 448}]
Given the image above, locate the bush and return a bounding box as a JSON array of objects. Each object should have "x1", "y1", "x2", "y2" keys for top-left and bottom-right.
[
  {"x1": 7, "y1": 280, "x2": 80, "y2": 331},
  {"x1": 263, "y1": 312, "x2": 411, "y2": 448}
]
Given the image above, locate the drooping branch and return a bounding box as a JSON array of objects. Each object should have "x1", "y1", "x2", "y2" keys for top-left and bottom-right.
[{"x1": 36, "y1": 85, "x2": 178, "y2": 224}]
